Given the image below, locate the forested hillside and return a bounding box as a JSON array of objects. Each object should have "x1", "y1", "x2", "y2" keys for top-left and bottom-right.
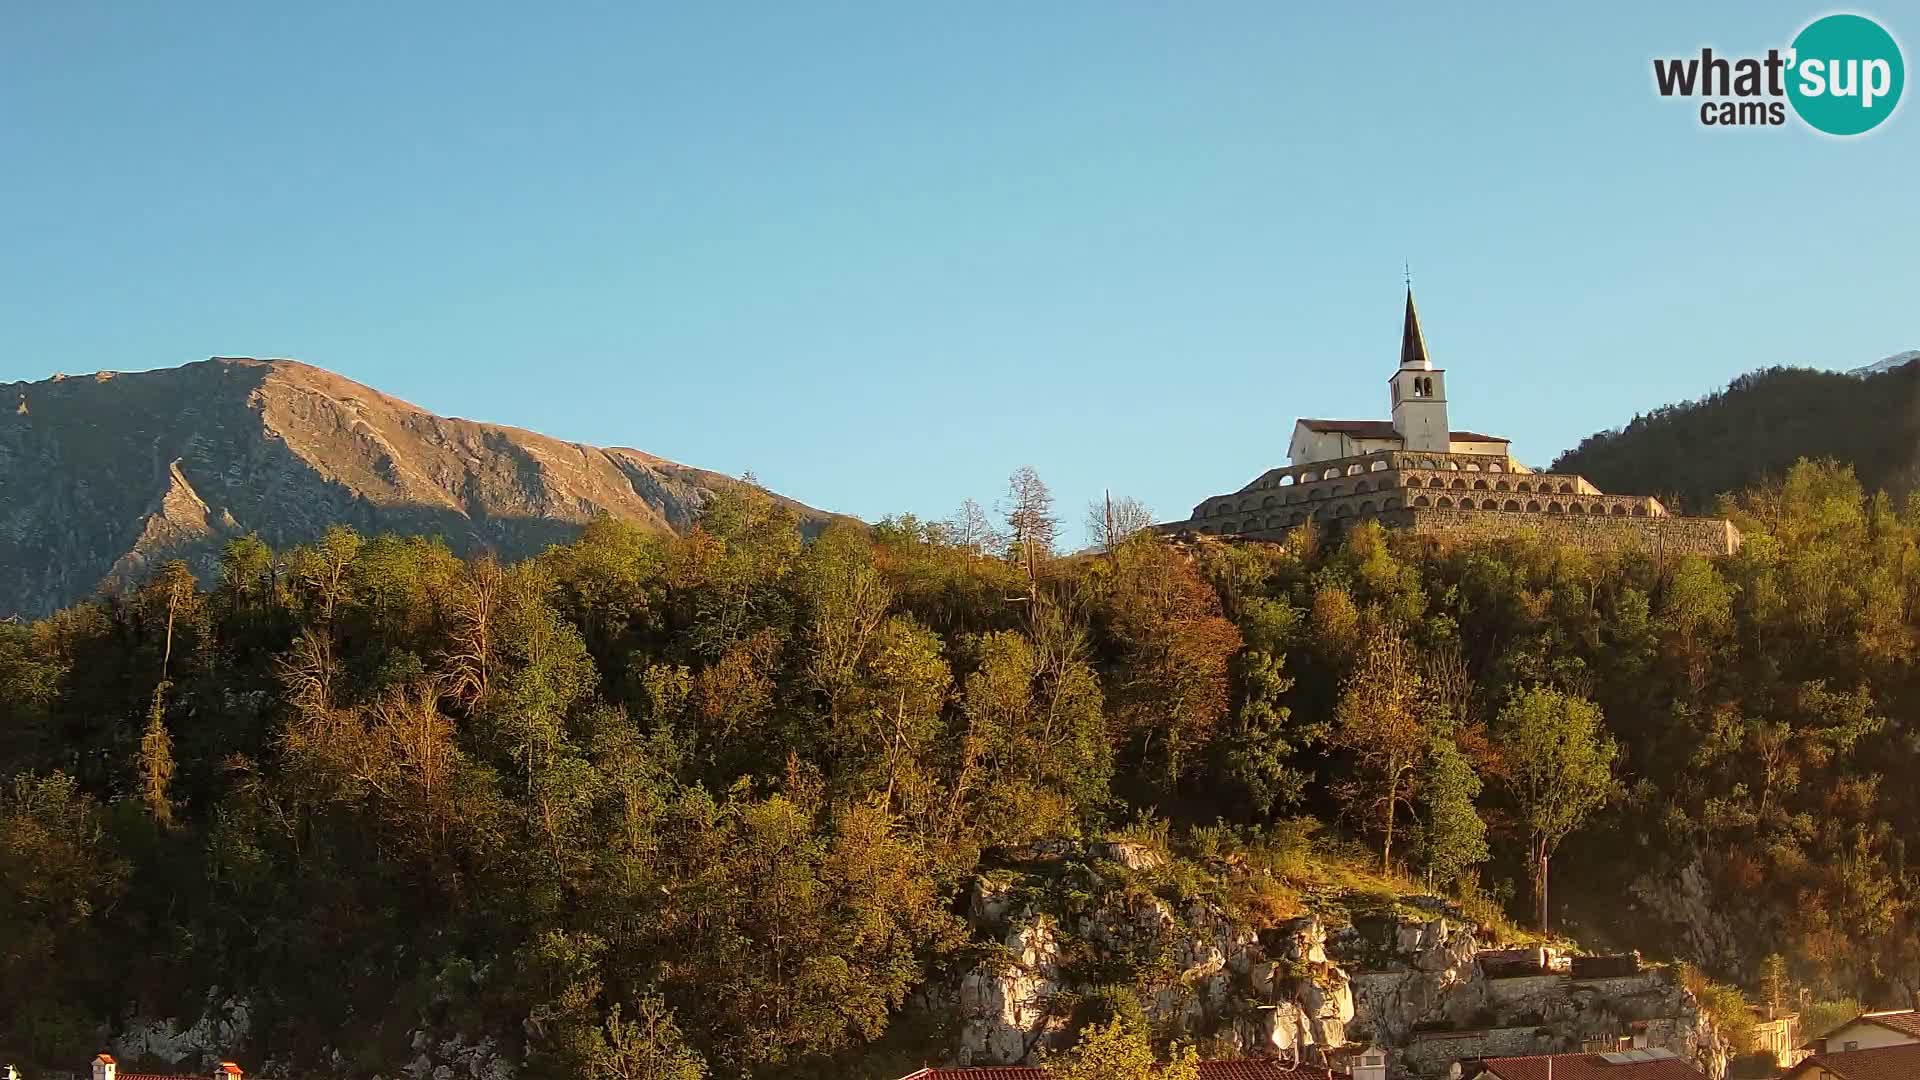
[
  {"x1": 1553, "y1": 362, "x2": 1920, "y2": 513},
  {"x1": 5, "y1": 463, "x2": 1920, "y2": 1078}
]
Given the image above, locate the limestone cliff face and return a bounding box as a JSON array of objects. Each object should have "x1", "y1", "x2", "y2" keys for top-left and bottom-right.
[
  {"x1": 946, "y1": 863, "x2": 1355, "y2": 1067},
  {"x1": 0, "y1": 358, "x2": 832, "y2": 617},
  {"x1": 1627, "y1": 857, "x2": 1745, "y2": 976},
  {"x1": 932, "y1": 842, "x2": 1730, "y2": 1080},
  {"x1": 1337, "y1": 917, "x2": 1728, "y2": 1080}
]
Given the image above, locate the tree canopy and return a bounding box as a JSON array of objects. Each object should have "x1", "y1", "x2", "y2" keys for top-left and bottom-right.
[{"x1": 4, "y1": 461, "x2": 1920, "y2": 1076}]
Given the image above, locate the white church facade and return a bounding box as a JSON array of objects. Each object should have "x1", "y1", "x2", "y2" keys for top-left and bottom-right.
[{"x1": 1158, "y1": 290, "x2": 1740, "y2": 557}]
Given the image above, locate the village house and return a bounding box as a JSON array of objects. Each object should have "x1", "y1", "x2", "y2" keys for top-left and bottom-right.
[
  {"x1": 1784, "y1": 1006, "x2": 1920, "y2": 1079},
  {"x1": 1452, "y1": 1049, "x2": 1707, "y2": 1080},
  {"x1": 1783, "y1": 1043, "x2": 1920, "y2": 1080},
  {"x1": 1800, "y1": 1007, "x2": 1920, "y2": 1054},
  {"x1": 90, "y1": 1054, "x2": 243, "y2": 1080}
]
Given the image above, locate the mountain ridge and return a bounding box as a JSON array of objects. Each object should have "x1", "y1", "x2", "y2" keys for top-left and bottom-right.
[
  {"x1": 1849, "y1": 349, "x2": 1920, "y2": 377},
  {"x1": 0, "y1": 357, "x2": 832, "y2": 617},
  {"x1": 1552, "y1": 358, "x2": 1920, "y2": 514}
]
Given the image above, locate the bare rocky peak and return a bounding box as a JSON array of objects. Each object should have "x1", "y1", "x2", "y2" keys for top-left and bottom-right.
[
  {"x1": 1850, "y1": 349, "x2": 1920, "y2": 377},
  {"x1": 0, "y1": 357, "x2": 830, "y2": 618}
]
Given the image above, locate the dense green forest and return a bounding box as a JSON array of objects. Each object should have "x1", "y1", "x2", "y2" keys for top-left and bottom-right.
[
  {"x1": 1554, "y1": 362, "x2": 1920, "y2": 513},
  {"x1": 6, "y1": 461, "x2": 1920, "y2": 1078}
]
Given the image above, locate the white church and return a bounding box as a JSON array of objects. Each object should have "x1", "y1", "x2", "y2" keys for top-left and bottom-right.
[{"x1": 1159, "y1": 289, "x2": 1740, "y2": 557}]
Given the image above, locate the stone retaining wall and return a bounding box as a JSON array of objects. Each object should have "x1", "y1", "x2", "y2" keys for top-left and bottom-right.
[
  {"x1": 1160, "y1": 445, "x2": 1741, "y2": 557},
  {"x1": 1381, "y1": 508, "x2": 1740, "y2": 557},
  {"x1": 1482, "y1": 972, "x2": 1570, "y2": 1006},
  {"x1": 1570, "y1": 972, "x2": 1672, "y2": 1000},
  {"x1": 1400, "y1": 1027, "x2": 1553, "y2": 1075}
]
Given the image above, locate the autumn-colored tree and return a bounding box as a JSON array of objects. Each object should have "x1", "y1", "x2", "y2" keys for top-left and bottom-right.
[
  {"x1": 132, "y1": 561, "x2": 201, "y2": 828},
  {"x1": 1102, "y1": 534, "x2": 1241, "y2": 791},
  {"x1": 1049, "y1": 1017, "x2": 1198, "y2": 1080},
  {"x1": 137, "y1": 684, "x2": 176, "y2": 828},
  {"x1": 1331, "y1": 628, "x2": 1432, "y2": 873}
]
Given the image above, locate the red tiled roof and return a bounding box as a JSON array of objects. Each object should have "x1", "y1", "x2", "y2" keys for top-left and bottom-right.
[
  {"x1": 896, "y1": 1070, "x2": 1047, "y2": 1080},
  {"x1": 896, "y1": 1063, "x2": 1331, "y2": 1079},
  {"x1": 92, "y1": 1053, "x2": 240, "y2": 1080},
  {"x1": 1788, "y1": 1044, "x2": 1920, "y2": 1080},
  {"x1": 1193, "y1": 1064, "x2": 1333, "y2": 1079},
  {"x1": 1472, "y1": 1052, "x2": 1706, "y2": 1080},
  {"x1": 1296, "y1": 419, "x2": 1508, "y2": 443},
  {"x1": 1855, "y1": 1009, "x2": 1920, "y2": 1039},
  {"x1": 1803, "y1": 1008, "x2": 1920, "y2": 1049}
]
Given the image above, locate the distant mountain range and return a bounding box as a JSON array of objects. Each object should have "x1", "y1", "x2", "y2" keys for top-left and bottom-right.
[
  {"x1": 0, "y1": 358, "x2": 830, "y2": 617},
  {"x1": 1555, "y1": 350, "x2": 1920, "y2": 514},
  {"x1": 1851, "y1": 350, "x2": 1920, "y2": 377},
  {"x1": 6, "y1": 342, "x2": 1916, "y2": 618}
]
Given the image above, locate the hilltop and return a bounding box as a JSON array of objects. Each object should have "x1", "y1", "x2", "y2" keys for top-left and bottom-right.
[{"x1": 1552, "y1": 359, "x2": 1920, "y2": 514}]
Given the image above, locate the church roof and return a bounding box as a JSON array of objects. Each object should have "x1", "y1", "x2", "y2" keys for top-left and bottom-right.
[
  {"x1": 1400, "y1": 286, "x2": 1431, "y2": 369},
  {"x1": 1296, "y1": 418, "x2": 1508, "y2": 443}
]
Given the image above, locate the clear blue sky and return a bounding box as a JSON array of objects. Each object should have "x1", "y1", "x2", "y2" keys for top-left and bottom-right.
[{"x1": 3, "y1": 2, "x2": 1914, "y2": 542}]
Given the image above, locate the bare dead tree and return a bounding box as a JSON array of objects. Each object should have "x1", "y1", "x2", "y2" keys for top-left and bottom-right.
[
  {"x1": 1085, "y1": 492, "x2": 1154, "y2": 551},
  {"x1": 1002, "y1": 466, "x2": 1058, "y2": 584},
  {"x1": 439, "y1": 555, "x2": 504, "y2": 707},
  {"x1": 944, "y1": 497, "x2": 1005, "y2": 555}
]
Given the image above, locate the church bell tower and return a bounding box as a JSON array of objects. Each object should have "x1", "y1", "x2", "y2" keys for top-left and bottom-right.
[{"x1": 1389, "y1": 287, "x2": 1449, "y2": 452}]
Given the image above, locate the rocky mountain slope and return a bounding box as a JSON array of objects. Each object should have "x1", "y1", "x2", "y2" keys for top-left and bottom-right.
[
  {"x1": 926, "y1": 840, "x2": 1730, "y2": 1079},
  {"x1": 1849, "y1": 349, "x2": 1920, "y2": 377},
  {"x1": 0, "y1": 358, "x2": 830, "y2": 617}
]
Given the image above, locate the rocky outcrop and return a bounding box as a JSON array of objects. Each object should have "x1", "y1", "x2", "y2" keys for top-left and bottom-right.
[
  {"x1": 1332, "y1": 915, "x2": 1728, "y2": 1079},
  {"x1": 948, "y1": 845, "x2": 1356, "y2": 1069},
  {"x1": 0, "y1": 358, "x2": 835, "y2": 617},
  {"x1": 1629, "y1": 858, "x2": 1744, "y2": 975},
  {"x1": 395, "y1": 1030, "x2": 515, "y2": 1080},
  {"x1": 1338, "y1": 916, "x2": 1483, "y2": 1047},
  {"x1": 938, "y1": 843, "x2": 1730, "y2": 1080},
  {"x1": 111, "y1": 992, "x2": 251, "y2": 1069},
  {"x1": 955, "y1": 912, "x2": 1068, "y2": 1063}
]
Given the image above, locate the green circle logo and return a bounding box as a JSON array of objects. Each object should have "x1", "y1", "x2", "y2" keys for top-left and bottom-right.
[{"x1": 1787, "y1": 14, "x2": 1904, "y2": 135}]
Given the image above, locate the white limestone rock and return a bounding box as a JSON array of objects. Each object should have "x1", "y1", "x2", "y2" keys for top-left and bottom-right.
[
  {"x1": 955, "y1": 915, "x2": 1066, "y2": 1064},
  {"x1": 1093, "y1": 841, "x2": 1168, "y2": 871},
  {"x1": 111, "y1": 992, "x2": 251, "y2": 1069}
]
